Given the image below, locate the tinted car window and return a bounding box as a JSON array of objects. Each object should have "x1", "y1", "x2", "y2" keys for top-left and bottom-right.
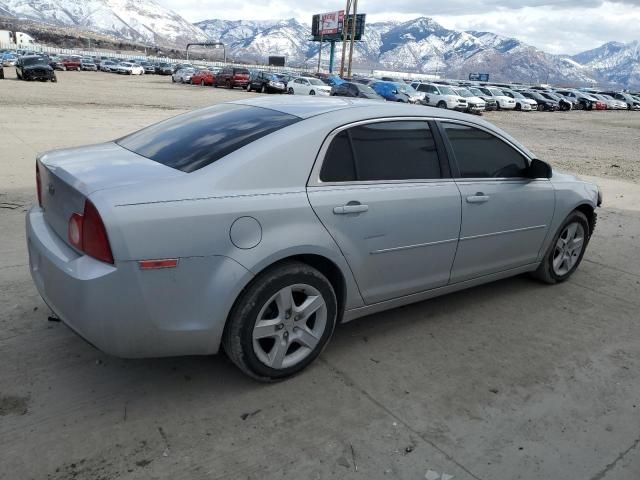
[
  {"x1": 320, "y1": 131, "x2": 356, "y2": 182},
  {"x1": 320, "y1": 121, "x2": 441, "y2": 182},
  {"x1": 442, "y1": 123, "x2": 528, "y2": 178},
  {"x1": 117, "y1": 104, "x2": 300, "y2": 173}
]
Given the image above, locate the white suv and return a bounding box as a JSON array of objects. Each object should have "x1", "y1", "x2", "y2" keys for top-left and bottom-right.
[
  {"x1": 411, "y1": 82, "x2": 467, "y2": 111},
  {"x1": 477, "y1": 87, "x2": 516, "y2": 110}
]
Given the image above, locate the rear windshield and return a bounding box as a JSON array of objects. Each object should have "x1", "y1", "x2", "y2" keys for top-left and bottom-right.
[
  {"x1": 234, "y1": 68, "x2": 250, "y2": 74},
  {"x1": 117, "y1": 104, "x2": 300, "y2": 173}
]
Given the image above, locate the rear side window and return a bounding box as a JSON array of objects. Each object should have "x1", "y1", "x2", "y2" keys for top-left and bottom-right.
[
  {"x1": 442, "y1": 123, "x2": 528, "y2": 178},
  {"x1": 117, "y1": 104, "x2": 300, "y2": 173},
  {"x1": 320, "y1": 121, "x2": 441, "y2": 182},
  {"x1": 234, "y1": 68, "x2": 249, "y2": 75}
]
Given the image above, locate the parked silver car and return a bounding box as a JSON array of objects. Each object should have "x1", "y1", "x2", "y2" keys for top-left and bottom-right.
[{"x1": 26, "y1": 97, "x2": 601, "y2": 381}]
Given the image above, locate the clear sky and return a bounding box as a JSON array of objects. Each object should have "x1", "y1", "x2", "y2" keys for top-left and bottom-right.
[{"x1": 157, "y1": 0, "x2": 640, "y2": 54}]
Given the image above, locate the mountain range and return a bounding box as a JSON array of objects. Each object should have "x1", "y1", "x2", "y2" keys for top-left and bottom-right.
[{"x1": 0, "y1": 0, "x2": 638, "y2": 88}]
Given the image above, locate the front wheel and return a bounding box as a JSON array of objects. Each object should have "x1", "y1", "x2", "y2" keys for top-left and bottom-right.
[
  {"x1": 436, "y1": 101, "x2": 447, "y2": 109},
  {"x1": 51, "y1": 74, "x2": 57, "y2": 83},
  {"x1": 309, "y1": 90, "x2": 316, "y2": 95},
  {"x1": 288, "y1": 87, "x2": 294, "y2": 95},
  {"x1": 532, "y1": 211, "x2": 590, "y2": 284},
  {"x1": 223, "y1": 261, "x2": 338, "y2": 382}
]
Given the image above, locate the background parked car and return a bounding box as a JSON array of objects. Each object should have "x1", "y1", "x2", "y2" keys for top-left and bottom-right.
[
  {"x1": 140, "y1": 61, "x2": 155, "y2": 74},
  {"x1": 155, "y1": 62, "x2": 173, "y2": 75},
  {"x1": 172, "y1": 67, "x2": 195, "y2": 83},
  {"x1": 62, "y1": 56, "x2": 81, "y2": 71},
  {"x1": 214, "y1": 67, "x2": 250, "y2": 89},
  {"x1": 15, "y1": 55, "x2": 57, "y2": 82},
  {"x1": 453, "y1": 87, "x2": 486, "y2": 114},
  {"x1": 191, "y1": 68, "x2": 218, "y2": 86},
  {"x1": 117, "y1": 62, "x2": 144, "y2": 75},
  {"x1": 100, "y1": 60, "x2": 118, "y2": 72},
  {"x1": 521, "y1": 91, "x2": 559, "y2": 111},
  {"x1": 172, "y1": 63, "x2": 193, "y2": 74},
  {"x1": 501, "y1": 89, "x2": 535, "y2": 111},
  {"x1": 468, "y1": 87, "x2": 498, "y2": 111},
  {"x1": 247, "y1": 71, "x2": 286, "y2": 93},
  {"x1": 2, "y1": 52, "x2": 17, "y2": 66},
  {"x1": 477, "y1": 87, "x2": 516, "y2": 110},
  {"x1": 330, "y1": 82, "x2": 384, "y2": 100},
  {"x1": 48, "y1": 55, "x2": 66, "y2": 71},
  {"x1": 288, "y1": 76, "x2": 332, "y2": 96},
  {"x1": 412, "y1": 82, "x2": 467, "y2": 110},
  {"x1": 539, "y1": 92, "x2": 572, "y2": 111},
  {"x1": 599, "y1": 91, "x2": 640, "y2": 110},
  {"x1": 370, "y1": 81, "x2": 411, "y2": 102},
  {"x1": 81, "y1": 58, "x2": 98, "y2": 71}
]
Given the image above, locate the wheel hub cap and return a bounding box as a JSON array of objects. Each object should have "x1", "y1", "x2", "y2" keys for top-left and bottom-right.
[
  {"x1": 552, "y1": 222, "x2": 585, "y2": 276},
  {"x1": 252, "y1": 284, "x2": 327, "y2": 369}
]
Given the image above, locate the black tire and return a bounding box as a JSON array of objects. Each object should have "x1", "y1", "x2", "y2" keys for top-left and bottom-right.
[
  {"x1": 515, "y1": 103, "x2": 522, "y2": 111},
  {"x1": 260, "y1": 84, "x2": 265, "y2": 94},
  {"x1": 51, "y1": 74, "x2": 57, "y2": 83},
  {"x1": 496, "y1": 103, "x2": 501, "y2": 111},
  {"x1": 172, "y1": 77, "x2": 176, "y2": 83},
  {"x1": 288, "y1": 87, "x2": 294, "y2": 95},
  {"x1": 436, "y1": 101, "x2": 447, "y2": 109},
  {"x1": 246, "y1": 84, "x2": 252, "y2": 92},
  {"x1": 226, "y1": 80, "x2": 232, "y2": 89},
  {"x1": 531, "y1": 210, "x2": 591, "y2": 284},
  {"x1": 309, "y1": 90, "x2": 316, "y2": 95},
  {"x1": 223, "y1": 261, "x2": 338, "y2": 382}
]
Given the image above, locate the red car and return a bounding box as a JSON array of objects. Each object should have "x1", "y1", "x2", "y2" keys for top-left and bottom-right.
[
  {"x1": 191, "y1": 68, "x2": 217, "y2": 86},
  {"x1": 594, "y1": 100, "x2": 607, "y2": 110},
  {"x1": 62, "y1": 56, "x2": 81, "y2": 71},
  {"x1": 214, "y1": 67, "x2": 250, "y2": 89}
]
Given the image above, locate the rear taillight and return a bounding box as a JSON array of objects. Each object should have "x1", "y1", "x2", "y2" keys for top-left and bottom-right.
[
  {"x1": 67, "y1": 200, "x2": 114, "y2": 264},
  {"x1": 36, "y1": 163, "x2": 42, "y2": 207}
]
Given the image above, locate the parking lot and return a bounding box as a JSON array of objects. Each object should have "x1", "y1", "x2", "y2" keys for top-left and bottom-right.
[{"x1": 1, "y1": 69, "x2": 640, "y2": 480}]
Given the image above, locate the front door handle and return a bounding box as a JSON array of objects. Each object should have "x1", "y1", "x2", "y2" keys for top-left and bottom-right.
[
  {"x1": 466, "y1": 193, "x2": 490, "y2": 204},
  {"x1": 333, "y1": 202, "x2": 369, "y2": 214}
]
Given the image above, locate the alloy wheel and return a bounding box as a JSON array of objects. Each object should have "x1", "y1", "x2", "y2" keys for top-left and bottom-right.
[
  {"x1": 552, "y1": 222, "x2": 585, "y2": 276},
  {"x1": 252, "y1": 284, "x2": 327, "y2": 370}
]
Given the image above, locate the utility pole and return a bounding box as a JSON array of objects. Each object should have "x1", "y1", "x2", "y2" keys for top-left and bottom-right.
[
  {"x1": 317, "y1": 17, "x2": 324, "y2": 73},
  {"x1": 347, "y1": 0, "x2": 358, "y2": 78},
  {"x1": 339, "y1": 0, "x2": 352, "y2": 78}
]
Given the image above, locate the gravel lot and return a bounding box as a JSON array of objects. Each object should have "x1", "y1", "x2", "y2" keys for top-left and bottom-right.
[{"x1": 1, "y1": 69, "x2": 640, "y2": 480}]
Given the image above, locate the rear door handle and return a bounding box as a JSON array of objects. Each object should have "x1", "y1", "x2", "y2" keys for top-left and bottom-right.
[
  {"x1": 333, "y1": 203, "x2": 369, "y2": 214},
  {"x1": 466, "y1": 193, "x2": 490, "y2": 204}
]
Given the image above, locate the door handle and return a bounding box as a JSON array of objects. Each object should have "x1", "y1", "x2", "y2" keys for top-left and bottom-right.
[
  {"x1": 466, "y1": 193, "x2": 490, "y2": 204},
  {"x1": 333, "y1": 203, "x2": 369, "y2": 215}
]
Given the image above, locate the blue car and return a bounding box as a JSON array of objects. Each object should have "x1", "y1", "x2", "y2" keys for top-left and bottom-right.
[
  {"x1": 322, "y1": 75, "x2": 346, "y2": 87},
  {"x1": 370, "y1": 81, "x2": 410, "y2": 102}
]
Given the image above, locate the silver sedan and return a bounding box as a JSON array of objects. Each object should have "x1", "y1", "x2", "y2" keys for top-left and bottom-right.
[{"x1": 26, "y1": 97, "x2": 601, "y2": 381}]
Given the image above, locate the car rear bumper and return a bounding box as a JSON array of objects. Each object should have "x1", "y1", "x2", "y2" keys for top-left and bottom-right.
[{"x1": 26, "y1": 207, "x2": 253, "y2": 358}]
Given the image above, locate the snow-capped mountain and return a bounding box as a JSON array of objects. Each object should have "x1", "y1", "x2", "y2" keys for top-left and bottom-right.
[
  {"x1": 1, "y1": 1, "x2": 638, "y2": 87},
  {"x1": 0, "y1": 0, "x2": 207, "y2": 45},
  {"x1": 572, "y1": 41, "x2": 640, "y2": 87},
  {"x1": 198, "y1": 16, "x2": 602, "y2": 86}
]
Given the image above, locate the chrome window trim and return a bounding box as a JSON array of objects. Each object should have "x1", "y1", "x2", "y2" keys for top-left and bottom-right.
[{"x1": 308, "y1": 116, "x2": 447, "y2": 187}]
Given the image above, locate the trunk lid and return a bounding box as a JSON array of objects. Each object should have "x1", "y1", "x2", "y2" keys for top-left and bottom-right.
[{"x1": 38, "y1": 142, "x2": 184, "y2": 246}]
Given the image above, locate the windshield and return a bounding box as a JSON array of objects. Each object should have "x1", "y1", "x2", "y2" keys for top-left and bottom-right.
[
  {"x1": 357, "y1": 84, "x2": 378, "y2": 95},
  {"x1": 469, "y1": 88, "x2": 485, "y2": 96},
  {"x1": 23, "y1": 57, "x2": 48, "y2": 66},
  {"x1": 308, "y1": 78, "x2": 325, "y2": 86},
  {"x1": 396, "y1": 83, "x2": 418, "y2": 95},
  {"x1": 489, "y1": 88, "x2": 505, "y2": 96},
  {"x1": 437, "y1": 85, "x2": 456, "y2": 95},
  {"x1": 455, "y1": 88, "x2": 472, "y2": 98},
  {"x1": 508, "y1": 90, "x2": 525, "y2": 99}
]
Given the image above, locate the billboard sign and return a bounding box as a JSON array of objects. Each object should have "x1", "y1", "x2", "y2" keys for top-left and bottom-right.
[
  {"x1": 319, "y1": 10, "x2": 344, "y2": 35},
  {"x1": 469, "y1": 73, "x2": 490, "y2": 82}
]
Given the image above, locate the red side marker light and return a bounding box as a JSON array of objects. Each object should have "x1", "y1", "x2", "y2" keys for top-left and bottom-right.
[{"x1": 139, "y1": 259, "x2": 178, "y2": 270}]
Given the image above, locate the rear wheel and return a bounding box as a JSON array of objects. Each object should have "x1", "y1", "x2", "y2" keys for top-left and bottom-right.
[
  {"x1": 288, "y1": 87, "x2": 294, "y2": 95},
  {"x1": 223, "y1": 261, "x2": 337, "y2": 382},
  {"x1": 310, "y1": 90, "x2": 316, "y2": 95},
  {"x1": 226, "y1": 80, "x2": 232, "y2": 89},
  {"x1": 515, "y1": 103, "x2": 522, "y2": 111},
  {"x1": 532, "y1": 211, "x2": 590, "y2": 284}
]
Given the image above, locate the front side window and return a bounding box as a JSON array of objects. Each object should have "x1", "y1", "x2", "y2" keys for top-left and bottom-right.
[
  {"x1": 117, "y1": 104, "x2": 300, "y2": 173},
  {"x1": 320, "y1": 121, "x2": 441, "y2": 182},
  {"x1": 442, "y1": 123, "x2": 528, "y2": 178}
]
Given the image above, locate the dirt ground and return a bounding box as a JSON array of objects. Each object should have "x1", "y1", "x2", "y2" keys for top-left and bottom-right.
[{"x1": 1, "y1": 69, "x2": 640, "y2": 480}]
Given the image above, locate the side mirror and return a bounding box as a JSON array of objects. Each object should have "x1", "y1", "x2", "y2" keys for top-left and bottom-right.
[{"x1": 529, "y1": 158, "x2": 552, "y2": 179}]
